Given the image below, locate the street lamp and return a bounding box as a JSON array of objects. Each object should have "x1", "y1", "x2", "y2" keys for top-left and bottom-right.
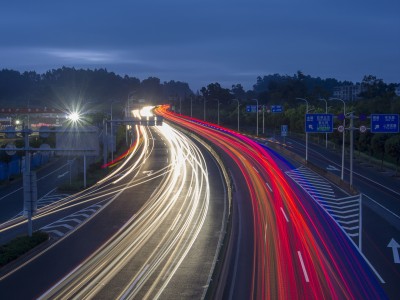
[
  {"x1": 252, "y1": 99, "x2": 259, "y2": 136},
  {"x1": 190, "y1": 96, "x2": 193, "y2": 117},
  {"x1": 110, "y1": 100, "x2": 120, "y2": 162},
  {"x1": 214, "y1": 99, "x2": 220, "y2": 125},
  {"x1": 329, "y1": 97, "x2": 346, "y2": 181},
  {"x1": 68, "y1": 112, "x2": 80, "y2": 123},
  {"x1": 296, "y1": 98, "x2": 309, "y2": 162},
  {"x1": 232, "y1": 99, "x2": 240, "y2": 132},
  {"x1": 319, "y1": 98, "x2": 328, "y2": 148},
  {"x1": 203, "y1": 97, "x2": 207, "y2": 121}
]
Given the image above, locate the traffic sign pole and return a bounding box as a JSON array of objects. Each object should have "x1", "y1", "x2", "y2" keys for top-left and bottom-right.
[{"x1": 350, "y1": 113, "x2": 354, "y2": 187}]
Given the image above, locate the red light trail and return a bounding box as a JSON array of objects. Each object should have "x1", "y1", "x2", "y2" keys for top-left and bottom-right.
[{"x1": 155, "y1": 105, "x2": 387, "y2": 299}]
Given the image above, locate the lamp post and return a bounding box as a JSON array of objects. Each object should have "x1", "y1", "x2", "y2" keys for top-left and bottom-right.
[
  {"x1": 296, "y1": 98, "x2": 309, "y2": 162},
  {"x1": 262, "y1": 105, "x2": 265, "y2": 134},
  {"x1": 190, "y1": 96, "x2": 193, "y2": 117},
  {"x1": 319, "y1": 98, "x2": 328, "y2": 148},
  {"x1": 252, "y1": 99, "x2": 259, "y2": 136},
  {"x1": 110, "y1": 100, "x2": 120, "y2": 162},
  {"x1": 232, "y1": 99, "x2": 240, "y2": 132},
  {"x1": 215, "y1": 99, "x2": 220, "y2": 125},
  {"x1": 329, "y1": 97, "x2": 346, "y2": 181},
  {"x1": 203, "y1": 97, "x2": 207, "y2": 121}
]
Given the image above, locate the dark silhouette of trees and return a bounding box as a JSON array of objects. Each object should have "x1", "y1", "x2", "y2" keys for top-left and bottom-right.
[
  {"x1": 0, "y1": 67, "x2": 193, "y2": 108},
  {"x1": 385, "y1": 135, "x2": 400, "y2": 175}
]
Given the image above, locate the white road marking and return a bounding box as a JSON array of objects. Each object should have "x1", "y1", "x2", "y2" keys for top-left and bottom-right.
[
  {"x1": 280, "y1": 207, "x2": 289, "y2": 222},
  {"x1": 120, "y1": 264, "x2": 149, "y2": 300},
  {"x1": 57, "y1": 171, "x2": 69, "y2": 178},
  {"x1": 297, "y1": 251, "x2": 310, "y2": 283},
  {"x1": 47, "y1": 230, "x2": 65, "y2": 237},
  {"x1": 265, "y1": 182, "x2": 273, "y2": 192}
]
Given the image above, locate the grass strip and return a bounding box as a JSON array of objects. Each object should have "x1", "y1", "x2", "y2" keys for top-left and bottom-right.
[{"x1": 0, "y1": 231, "x2": 48, "y2": 267}]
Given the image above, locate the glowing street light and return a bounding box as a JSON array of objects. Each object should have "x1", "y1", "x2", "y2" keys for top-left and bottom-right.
[{"x1": 68, "y1": 112, "x2": 81, "y2": 122}]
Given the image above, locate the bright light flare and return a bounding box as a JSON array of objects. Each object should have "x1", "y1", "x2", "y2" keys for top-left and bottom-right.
[
  {"x1": 140, "y1": 106, "x2": 154, "y2": 117},
  {"x1": 67, "y1": 112, "x2": 80, "y2": 122}
]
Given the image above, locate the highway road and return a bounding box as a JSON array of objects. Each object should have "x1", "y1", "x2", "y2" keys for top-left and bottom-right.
[
  {"x1": 0, "y1": 157, "x2": 78, "y2": 225},
  {"x1": 156, "y1": 106, "x2": 387, "y2": 299},
  {"x1": 0, "y1": 118, "x2": 227, "y2": 299},
  {"x1": 264, "y1": 134, "x2": 400, "y2": 298}
]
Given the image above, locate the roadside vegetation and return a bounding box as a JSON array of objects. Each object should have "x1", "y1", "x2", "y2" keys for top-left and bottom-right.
[
  {"x1": 0, "y1": 231, "x2": 48, "y2": 267},
  {"x1": 1, "y1": 68, "x2": 399, "y2": 173}
]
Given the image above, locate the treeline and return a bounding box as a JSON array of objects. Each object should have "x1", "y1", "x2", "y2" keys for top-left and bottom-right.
[
  {"x1": 183, "y1": 72, "x2": 399, "y2": 170},
  {"x1": 0, "y1": 67, "x2": 192, "y2": 109},
  {"x1": 0, "y1": 67, "x2": 399, "y2": 168}
]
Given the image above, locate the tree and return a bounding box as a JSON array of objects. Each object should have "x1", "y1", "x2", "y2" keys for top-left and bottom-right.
[
  {"x1": 385, "y1": 135, "x2": 400, "y2": 175},
  {"x1": 371, "y1": 134, "x2": 389, "y2": 169},
  {"x1": 231, "y1": 84, "x2": 246, "y2": 100},
  {"x1": 200, "y1": 83, "x2": 231, "y2": 103},
  {"x1": 360, "y1": 75, "x2": 394, "y2": 99}
]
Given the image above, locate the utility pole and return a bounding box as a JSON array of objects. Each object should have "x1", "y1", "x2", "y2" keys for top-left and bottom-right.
[
  {"x1": 252, "y1": 99, "x2": 259, "y2": 136},
  {"x1": 349, "y1": 112, "x2": 354, "y2": 187},
  {"x1": 22, "y1": 125, "x2": 36, "y2": 237},
  {"x1": 232, "y1": 99, "x2": 240, "y2": 132},
  {"x1": 319, "y1": 98, "x2": 328, "y2": 148},
  {"x1": 262, "y1": 105, "x2": 265, "y2": 134},
  {"x1": 330, "y1": 98, "x2": 346, "y2": 181},
  {"x1": 203, "y1": 97, "x2": 207, "y2": 121},
  {"x1": 297, "y1": 98, "x2": 309, "y2": 162}
]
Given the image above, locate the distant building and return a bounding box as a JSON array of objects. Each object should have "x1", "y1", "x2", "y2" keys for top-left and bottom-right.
[{"x1": 332, "y1": 84, "x2": 365, "y2": 101}]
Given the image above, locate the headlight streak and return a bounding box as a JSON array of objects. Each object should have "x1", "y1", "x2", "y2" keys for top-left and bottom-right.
[
  {"x1": 155, "y1": 105, "x2": 387, "y2": 299},
  {"x1": 40, "y1": 123, "x2": 211, "y2": 299},
  {"x1": 98, "y1": 125, "x2": 143, "y2": 184}
]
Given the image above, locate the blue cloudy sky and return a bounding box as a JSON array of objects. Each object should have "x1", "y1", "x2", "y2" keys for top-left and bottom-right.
[{"x1": 0, "y1": 0, "x2": 399, "y2": 90}]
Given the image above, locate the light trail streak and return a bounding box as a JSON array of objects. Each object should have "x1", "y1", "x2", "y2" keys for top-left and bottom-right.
[
  {"x1": 39, "y1": 122, "x2": 212, "y2": 299},
  {"x1": 155, "y1": 105, "x2": 387, "y2": 299}
]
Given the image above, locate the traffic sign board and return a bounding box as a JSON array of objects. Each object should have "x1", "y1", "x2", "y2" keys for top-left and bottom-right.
[
  {"x1": 338, "y1": 125, "x2": 345, "y2": 133},
  {"x1": 371, "y1": 114, "x2": 399, "y2": 133},
  {"x1": 337, "y1": 113, "x2": 345, "y2": 121},
  {"x1": 246, "y1": 105, "x2": 258, "y2": 113},
  {"x1": 281, "y1": 125, "x2": 288, "y2": 137},
  {"x1": 305, "y1": 114, "x2": 333, "y2": 133},
  {"x1": 271, "y1": 105, "x2": 283, "y2": 113},
  {"x1": 359, "y1": 125, "x2": 367, "y2": 133}
]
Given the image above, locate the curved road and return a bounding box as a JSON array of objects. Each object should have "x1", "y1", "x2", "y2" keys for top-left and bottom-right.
[
  {"x1": 156, "y1": 106, "x2": 387, "y2": 299},
  {"x1": 0, "y1": 122, "x2": 227, "y2": 299}
]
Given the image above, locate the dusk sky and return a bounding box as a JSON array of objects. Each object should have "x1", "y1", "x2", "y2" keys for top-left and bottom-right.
[{"x1": 1, "y1": 0, "x2": 399, "y2": 91}]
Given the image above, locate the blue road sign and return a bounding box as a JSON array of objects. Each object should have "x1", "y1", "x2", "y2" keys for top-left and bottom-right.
[
  {"x1": 305, "y1": 114, "x2": 333, "y2": 133},
  {"x1": 246, "y1": 105, "x2": 258, "y2": 113},
  {"x1": 371, "y1": 114, "x2": 399, "y2": 133},
  {"x1": 281, "y1": 125, "x2": 288, "y2": 137},
  {"x1": 271, "y1": 105, "x2": 283, "y2": 113}
]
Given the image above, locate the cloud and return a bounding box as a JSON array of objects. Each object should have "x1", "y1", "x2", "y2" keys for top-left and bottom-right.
[{"x1": 43, "y1": 49, "x2": 118, "y2": 63}]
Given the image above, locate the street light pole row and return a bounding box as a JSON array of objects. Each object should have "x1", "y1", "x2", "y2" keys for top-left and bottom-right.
[
  {"x1": 330, "y1": 97, "x2": 346, "y2": 181},
  {"x1": 296, "y1": 98, "x2": 309, "y2": 162}
]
